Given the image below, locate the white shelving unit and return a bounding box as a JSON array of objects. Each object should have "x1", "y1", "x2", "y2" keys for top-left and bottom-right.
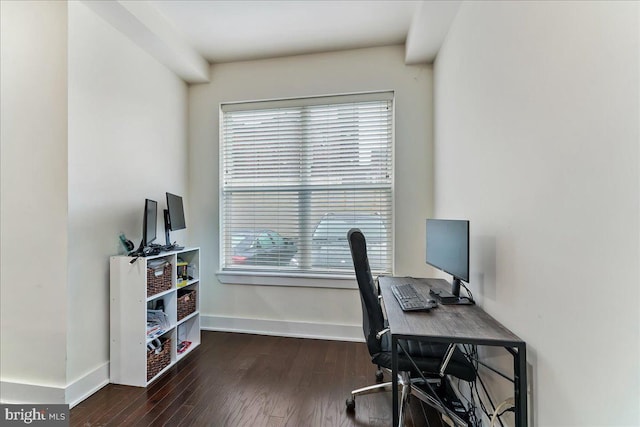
[{"x1": 110, "y1": 247, "x2": 201, "y2": 387}]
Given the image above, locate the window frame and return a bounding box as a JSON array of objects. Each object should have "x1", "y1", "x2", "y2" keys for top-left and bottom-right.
[{"x1": 217, "y1": 91, "x2": 395, "y2": 288}]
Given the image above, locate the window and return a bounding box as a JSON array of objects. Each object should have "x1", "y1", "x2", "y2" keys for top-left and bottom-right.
[{"x1": 220, "y1": 92, "x2": 393, "y2": 280}]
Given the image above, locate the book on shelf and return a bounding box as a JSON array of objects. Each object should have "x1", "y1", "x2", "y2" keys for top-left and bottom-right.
[
  {"x1": 147, "y1": 309, "x2": 169, "y2": 340},
  {"x1": 177, "y1": 340, "x2": 192, "y2": 354},
  {"x1": 147, "y1": 328, "x2": 166, "y2": 340}
]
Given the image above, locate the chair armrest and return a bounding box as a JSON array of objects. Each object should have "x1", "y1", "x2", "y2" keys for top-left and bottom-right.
[{"x1": 376, "y1": 328, "x2": 390, "y2": 340}]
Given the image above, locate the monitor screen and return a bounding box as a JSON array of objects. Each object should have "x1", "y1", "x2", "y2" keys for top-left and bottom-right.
[
  {"x1": 143, "y1": 199, "x2": 158, "y2": 246},
  {"x1": 426, "y1": 219, "x2": 469, "y2": 283},
  {"x1": 166, "y1": 192, "x2": 186, "y2": 231}
]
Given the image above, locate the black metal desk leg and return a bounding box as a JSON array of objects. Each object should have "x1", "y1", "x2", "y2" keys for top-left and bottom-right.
[
  {"x1": 392, "y1": 335, "x2": 399, "y2": 427},
  {"x1": 514, "y1": 345, "x2": 528, "y2": 426}
]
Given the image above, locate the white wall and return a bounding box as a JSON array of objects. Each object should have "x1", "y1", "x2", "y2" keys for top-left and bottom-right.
[
  {"x1": 0, "y1": 0, "x2": 188, "y2": 405},
  {"x1": 434, "y1": 1, "x2": 639, "y2": 425},
  {"x1": 0, "y1": 0, "x2": 69, "y2": 394},
  {"x1": 189, "y1": 46, "x2": 434, "y2": 337},
  {"x1": 67, "y1": 1, "x2": 188, "y2": 392}
]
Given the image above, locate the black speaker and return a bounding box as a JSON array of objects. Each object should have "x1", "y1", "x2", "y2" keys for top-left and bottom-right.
[{"x1": 119, "y1": 234, "x2": 135, "y2": 252}]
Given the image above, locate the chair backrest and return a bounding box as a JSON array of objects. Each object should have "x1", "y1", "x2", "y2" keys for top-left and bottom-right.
[{"x1": 348, "y1": 228, "x2": 386, "y2": 357}]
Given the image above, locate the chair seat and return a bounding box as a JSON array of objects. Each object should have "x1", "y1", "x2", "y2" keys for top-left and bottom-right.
[{"x1": 373, "y1": 337, "x2": 477, "y2": 382}]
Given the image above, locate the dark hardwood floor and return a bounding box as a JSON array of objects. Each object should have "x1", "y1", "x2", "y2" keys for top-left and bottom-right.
[{"x1": 71, "y1": 331, "x2": 444, "y2": 426}]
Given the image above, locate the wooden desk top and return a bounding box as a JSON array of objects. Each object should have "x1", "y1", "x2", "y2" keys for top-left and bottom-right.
[{"x1": 378, "y1": 276, "x2": 524, "y2": 347}]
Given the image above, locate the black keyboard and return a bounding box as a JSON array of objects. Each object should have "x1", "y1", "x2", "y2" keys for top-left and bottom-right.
[{"x1": 391, "y1": 283, "x2": 437, "y2": 311}]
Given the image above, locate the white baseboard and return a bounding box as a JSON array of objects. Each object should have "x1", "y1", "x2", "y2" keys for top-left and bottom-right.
[
  {"x1": 1, "y1": 362, "x2": 109, "y2": 409},
  {"x1": 201, "y1": 314, "x2": 364, "y2": 342},
  {"x1": 0, "y1": 380, "x2": 65, "y2": 406},
  {"x1": 65, "y1": 362, "x2": 110, "y2": 408}
]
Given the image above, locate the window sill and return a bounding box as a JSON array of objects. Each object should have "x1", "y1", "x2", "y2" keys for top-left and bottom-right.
[{"x1": 216, "y1": 270, "x2": 358, "y2": 289}]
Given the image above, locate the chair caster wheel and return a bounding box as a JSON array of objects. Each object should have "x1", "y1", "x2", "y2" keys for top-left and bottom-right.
[
  {"x1": 375, "y1": 370, "x2": 384, "y2": 383},
  {"x1": 346, "y1": 397, "x2": 355, "y2": 411}
]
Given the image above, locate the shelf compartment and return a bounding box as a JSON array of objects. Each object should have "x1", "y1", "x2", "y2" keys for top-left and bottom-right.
[
  {"x1": 146, "y1": 258, "x2": 172, "y2": 297},
  {"x1": 176, "y1": 260, "x2": 189, "y2": 288},
  {"x1": 176, "y1": 250, "x2": 199, "y2": 283},
  {"x1": 176, "y1": 315, "x2": 200, "y2": 361},
  {"x1": 147, "y1": 290, "x2": 177, "y2": 327},
  {"x1": 146, "y1": 336, "x2": 171, "y2": 382},
  {"x1": 146, "y1": 313, "x2": 176, "y2": 344},
  {"x1": 177, "y1": 288, "x2": 197, "y2": 321}
]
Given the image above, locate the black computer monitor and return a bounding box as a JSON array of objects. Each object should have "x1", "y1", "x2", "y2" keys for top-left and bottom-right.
[
  {"x1": 426, "y1": 219, "x2": 469, "y2": 299},
  {"x1": 143, "y1": 198, "x2": 158, "y2": 247},
  {"x1": 164, "y1": 192, "x2": 186, "y2": 247}
]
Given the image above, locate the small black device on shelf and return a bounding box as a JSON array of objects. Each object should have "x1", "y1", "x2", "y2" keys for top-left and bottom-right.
[
  {"x1": 425, "y1": 219, "x2": 474, "y2": 305},
  {"x1": 164, "y1": 192, "x2": 186, "y2": 250}
]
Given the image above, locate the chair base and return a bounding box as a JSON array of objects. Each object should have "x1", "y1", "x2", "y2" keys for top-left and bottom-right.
[{"x1": 346, "y1": 370, "x2": 469, "y2": 427}]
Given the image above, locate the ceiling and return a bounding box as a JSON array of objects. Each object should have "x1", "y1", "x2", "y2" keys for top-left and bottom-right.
[
  {"x1": 83, "y1": 0, "x2": 461, "y2": 83},
  {"x1": 151, "y1": 0, "x2": 420, "y2": 63}
]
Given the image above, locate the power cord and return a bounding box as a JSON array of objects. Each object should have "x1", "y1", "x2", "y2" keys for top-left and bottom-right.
[
  {"x1": 460, "y1": 282, "x2": 475, "y2": 303},
  {"x1": 460, "y1": 344, "x2": 493, "y2": 425},
  {"x1": 490, "y1": 398, "x2": 515, "y2": 427},
  {"x1": 450, "y1": 377, "x2": 480, "y2": 426}
]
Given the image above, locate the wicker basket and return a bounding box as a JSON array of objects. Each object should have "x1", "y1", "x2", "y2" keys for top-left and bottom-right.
[
  {"x1": 147, "y1": 263, "x2": 172, "y2": 296},
  {"x1": 146, "y1": 337, "x2": 171, "y2": 382},
  {"x1": 177, "y1": 289, "x2": 197, "y2": 321}
]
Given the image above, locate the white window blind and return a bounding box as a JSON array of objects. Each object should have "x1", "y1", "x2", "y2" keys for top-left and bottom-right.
[{"x1": 220, "y1": 92, "x2": 393, "y2": 277}]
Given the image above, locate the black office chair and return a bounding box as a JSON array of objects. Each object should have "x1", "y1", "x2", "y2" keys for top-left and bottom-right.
[{"x1": 346, "y1": 228, "x2": 476, "y2": 426}]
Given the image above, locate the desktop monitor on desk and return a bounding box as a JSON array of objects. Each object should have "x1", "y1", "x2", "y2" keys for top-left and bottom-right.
[{"x1": 425, "y1": 219, "x2": 472, "y2": 305}]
